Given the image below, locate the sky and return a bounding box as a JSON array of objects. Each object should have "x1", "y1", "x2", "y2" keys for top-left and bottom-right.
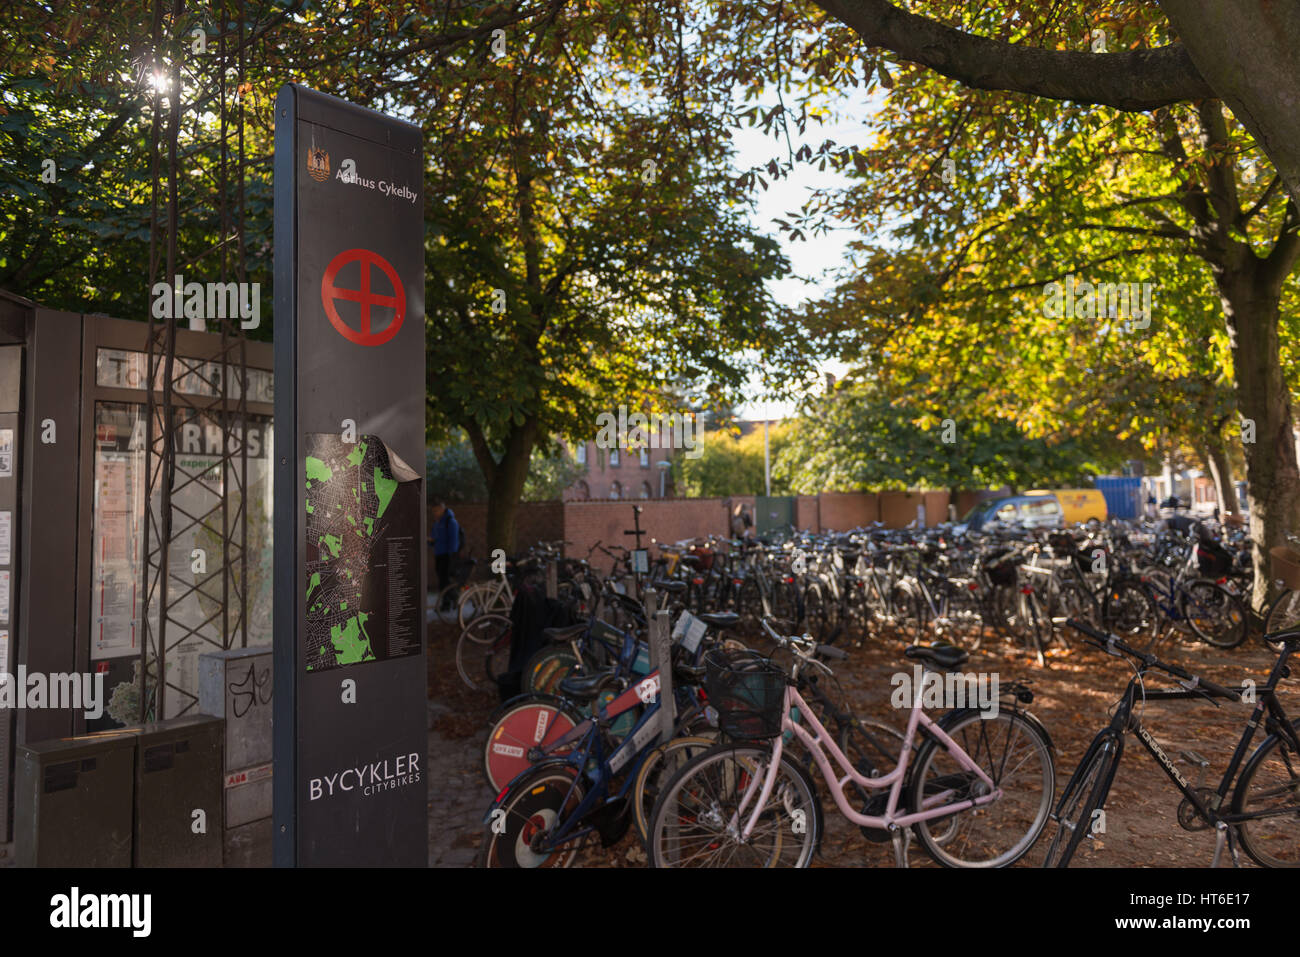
[{"x1": 727, "y1": 93, "x2": 881, "y2": 420}]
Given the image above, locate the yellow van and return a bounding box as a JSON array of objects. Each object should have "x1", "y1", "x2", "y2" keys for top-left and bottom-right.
[{"x1": 1027, "y1": 489, "x2": 1108, "y2": 525}]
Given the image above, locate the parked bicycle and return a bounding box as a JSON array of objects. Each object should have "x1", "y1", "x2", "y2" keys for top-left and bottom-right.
[
  {"x1": 645, "y1": 618, "x2": 1056, "y2": 868},
  {"x1": 1043, "y1": 617, "x2": 1300, "y2": 868}
]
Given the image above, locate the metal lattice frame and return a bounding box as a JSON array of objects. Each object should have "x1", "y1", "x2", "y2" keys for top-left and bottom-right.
[{"x1": 139, "y1": 0, "x2": 254, "y2": 721}]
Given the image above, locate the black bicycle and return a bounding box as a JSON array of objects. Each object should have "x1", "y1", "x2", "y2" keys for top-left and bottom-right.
[{"x1": 1043, "y1": 617, "x2": 1300, "y2": 868}]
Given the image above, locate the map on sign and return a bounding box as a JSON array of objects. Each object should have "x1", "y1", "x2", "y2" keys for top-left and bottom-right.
[{"x1": 303, "y1": 433, "x2": 422, "y2": 671}]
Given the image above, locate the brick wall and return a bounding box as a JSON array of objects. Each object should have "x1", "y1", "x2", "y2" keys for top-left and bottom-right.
[
  {"x1": 427, "y1": 501, "x2": 564, "y2": 585},
  {"x1": 819, "y1": 492, "x2": 878, "y2": 530},
  {"x1": 795, "y1": 495, "x2": 820, "y2": 532},
  {"x1": 562, "y1": 498, "x2": 734, "y2": 571},
  {"x1": 434, "y1": 488, "x2": 1018, "y2": 584},
  {"x1": 922, "y1": 490, "x2": 950, "y2": 525},
  {"x1": 879, "y1": 490, "x2": 926, "y2": 527}
]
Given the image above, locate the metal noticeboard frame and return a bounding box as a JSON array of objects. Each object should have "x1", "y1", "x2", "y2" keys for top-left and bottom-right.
[{"x1": 272, "y1": 84, "x2": 427, "y2": 866}]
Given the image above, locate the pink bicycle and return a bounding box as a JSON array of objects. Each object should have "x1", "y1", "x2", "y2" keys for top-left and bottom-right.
[{"x1": 647, "y1": 620, "x2": 1056, "y2": 867}]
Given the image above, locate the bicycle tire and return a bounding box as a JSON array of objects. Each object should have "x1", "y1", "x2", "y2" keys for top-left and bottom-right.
[
  {"x1": 482, "y1": 695, "x2": 584, "y2": 791},
  {"x1": 1101, "y1": 579, "x2": 1159, "y2": 648},
  {"x1": 1232, "y1": 717, "x2": 1300, "y2": 867},
  {"x1": 521, "y1": 644, "x2": 582, "y2": 696},
  {"x1": 892, "y1": 582, "x2": 925, "y2": 644},
  {"x1": 480, "y1": 764, "x2": 586, "y2": 868},
  {"x1": 647, "y1": 743, "x2": 819, "y2": 868},
  {"x1": 1264, "y1": 589, "x2": 1300, "y2": 648},
  {"x1": 1041, "y1": 732, "x2": 1122, "y2": 867},
  {"x1": 1182, "y1": 579, "x2": 1248, "y2": 649},
  {"x1": 631, "y1": 734, "x2": 718, "y2": 847},
  {"x1": 802, "y1": 582, "x2": 829, "y2": 641},
  {"x1": 909, "y1": 709, "x2": 1055, "y2": 867},
  {"x1": 454, "y1": 614, "x2": 511, "y2": 691},
  {"x1": 1018, "y1": 590, "x2": 1048, "y2": 665},
  {"x1": 456, "y1": 581, "x2": 492, "y2": 629}
]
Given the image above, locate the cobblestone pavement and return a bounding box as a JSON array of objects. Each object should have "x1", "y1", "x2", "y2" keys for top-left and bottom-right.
[{"x1": 427, "y1": 698, "x2": 493, "y2": 867}]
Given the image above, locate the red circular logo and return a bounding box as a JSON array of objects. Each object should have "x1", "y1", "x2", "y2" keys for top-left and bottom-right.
[{"x1": 320, "y1": 248, "x2": 406, "y2": 346}]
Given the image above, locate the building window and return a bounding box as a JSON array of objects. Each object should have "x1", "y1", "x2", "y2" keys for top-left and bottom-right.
[
  {"x1": 610, "y1": 448, "x2": 619, "y2": 467},
  {"x1": 575, "y1": 442, "x2": 586, "y2": 465},
  {"x1": 640, "y1": 481, "x2": 652, "y2": 500},
  {"x1": 639, "y1": 447, "x2": 649, "y2": 467},
  {"x1": 610, "y1": 481, "x2": 622, "y2": 500}
]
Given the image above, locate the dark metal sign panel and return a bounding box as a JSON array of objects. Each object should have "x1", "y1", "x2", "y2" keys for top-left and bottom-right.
[{"x1": 272, "y1": 84, "x2": 427, "y2": 866}]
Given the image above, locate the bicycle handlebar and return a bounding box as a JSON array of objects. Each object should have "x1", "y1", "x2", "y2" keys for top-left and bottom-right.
[{"x1": 1064, "y1": 618, "x2": 1242, "y2": 701}]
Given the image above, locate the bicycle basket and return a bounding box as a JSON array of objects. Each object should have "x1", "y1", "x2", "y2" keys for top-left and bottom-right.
[
  {"x1": 1271, "y1": 545, "x2": 1300, "y2": 591},
  {"x1": 1196, "y1": 540, "x2": 1233, "y2": 577},
  {"x1": 986, "y1": 555, "x2": 1020, "y2": 587},
  {"x1": 703, "y1": 648, "x2": 786, "y2": 741},
  {"x1": 1047, "y1": 532, "x2": 1077, "y2": 555},
  {"x1": 691, "y1": 546, "x2": 715, "y2": 571}
]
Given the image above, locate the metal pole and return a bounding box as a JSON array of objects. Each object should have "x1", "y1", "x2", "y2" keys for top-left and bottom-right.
[{"x1": 763, "y1": 408, "x2": 771, "y2": 497}]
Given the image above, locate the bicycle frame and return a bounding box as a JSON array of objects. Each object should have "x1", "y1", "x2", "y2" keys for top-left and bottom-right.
[
  {"x1": 503, "y1": 671, "x2": 668, "y2": 854},
  {"x1": 732, "y1": 678, "x2": 1002, "y2": 841},
  {"x1": 1094, "y1": 644, "x2": 1300, "y2": 831}
]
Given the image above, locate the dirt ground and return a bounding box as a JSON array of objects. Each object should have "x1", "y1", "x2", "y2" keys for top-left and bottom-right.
[{"x1": 428, "y1": 619, "x2": 1299, "y2": 868}]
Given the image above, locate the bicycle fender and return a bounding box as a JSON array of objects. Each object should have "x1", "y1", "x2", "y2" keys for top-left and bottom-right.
[{"x1": 483, "y1": 759, "x2": 581, "y2": 825}]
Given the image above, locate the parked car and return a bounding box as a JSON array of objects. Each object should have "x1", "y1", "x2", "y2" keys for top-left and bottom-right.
[
  {"x1": 956, "y1": 494, "x2": 1064, "y2": 534},
  {"x1": 1026, "y1": 487, "x2": 1109, "y2": 525}
]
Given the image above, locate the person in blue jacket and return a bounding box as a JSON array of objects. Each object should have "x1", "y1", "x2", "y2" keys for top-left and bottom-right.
[{"x1": 429, "y1": 497, "x2": 462, "y2": 609}]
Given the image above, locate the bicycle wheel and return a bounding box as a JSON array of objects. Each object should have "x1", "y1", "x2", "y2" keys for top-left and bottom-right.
[
  {"x1": 908, "y1": 709, "x2": 1055, "y2": 867},
  {"x1": 480, "y1": 765, "x2": 585, "y2": 868},
  {"x1": 1017, "y1": 589, "x2": 1048, "y2": 664},
  {"x1": 454, "y1": 614, "x2": 512, "y2": 691},
  {"x1": 1265, "y1": 590, "x2": 1300, "y2": 648},
  {"x1": 482, "y1": 695, "x2": 583, "y2": 791},
  {"x1": 891, "y1": 583, "x2": 925, "y2": 644},
  {"x1": 802, "y1": 582, "x2": 829, "y2": 641},
  {"x1": 647, "y1": 743, "x2": 819, "y2": 868},
  {"x1": 1056, "y1": 580, "x2": 1100, "y2": 632},
  {"x1": 1102, "y1": 580, "x2": 1158, "y2": 647},
  {"x1": 485, "y1": 581, "x2": 513, "y2": 618},
  {"x1": 736, "y1": 576, "x2": 764, "y2": 634},
  {"x1": 944, "y1": 583, "x2": 986, "y2": 650},
  {"x1": 1232, "y1": 719, "x2": 1300, "y2": 867},
  {"x1": 1041, "y1": 733, "x2": 1122, "y2": 867},
  {"x1": 521, "y1": 644, "x2": 582, "y2": 696},
  {"x1": 631, "y1": 735, "x2": 718, "y2": 846},
  {"x1": 770, "y1": 578, "x2": 800, "y2": 633},
  {"x1": 457, "y1": 581, "x2": 491, "y2": 628},
  {"x1": 1183, "y1": 579, "x2": 1248, "y2": 649}
]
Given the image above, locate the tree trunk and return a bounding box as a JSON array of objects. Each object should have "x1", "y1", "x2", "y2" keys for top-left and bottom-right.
[
  {"x1": 1159, "y1": 0, "x2": 1300, "y2": 207},
  {"x1": 1204, "y1": 435, "x2": 1240, "y2": 518},
  {"x1": 1218, "y1": 274, "x2": 1300, "y2": 611},
  {"x1": 479, "y1": 418, "x2": 540, "y2": 557}
]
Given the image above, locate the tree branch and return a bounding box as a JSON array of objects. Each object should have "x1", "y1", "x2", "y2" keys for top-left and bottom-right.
[{"x1": 810, "y1": 0, "x2": 1213, "y2": 110}]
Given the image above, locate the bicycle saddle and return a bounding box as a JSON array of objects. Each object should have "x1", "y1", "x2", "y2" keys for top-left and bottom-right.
[
  {"x1": 699, "y1": 611, "x2": 741, "y2": 630},
  {"x1": 542, "y1": 623, "x2": 587, "y2": 643},
  {"x1": 903, "y1": 643, "x2": 970, "y2": 671},
  {"x1": 653, "y1": 580, "x2": 687, "y2": 595},
  {"x1": 559, "y1": 668, "x2": 617, "y2": 702}
]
